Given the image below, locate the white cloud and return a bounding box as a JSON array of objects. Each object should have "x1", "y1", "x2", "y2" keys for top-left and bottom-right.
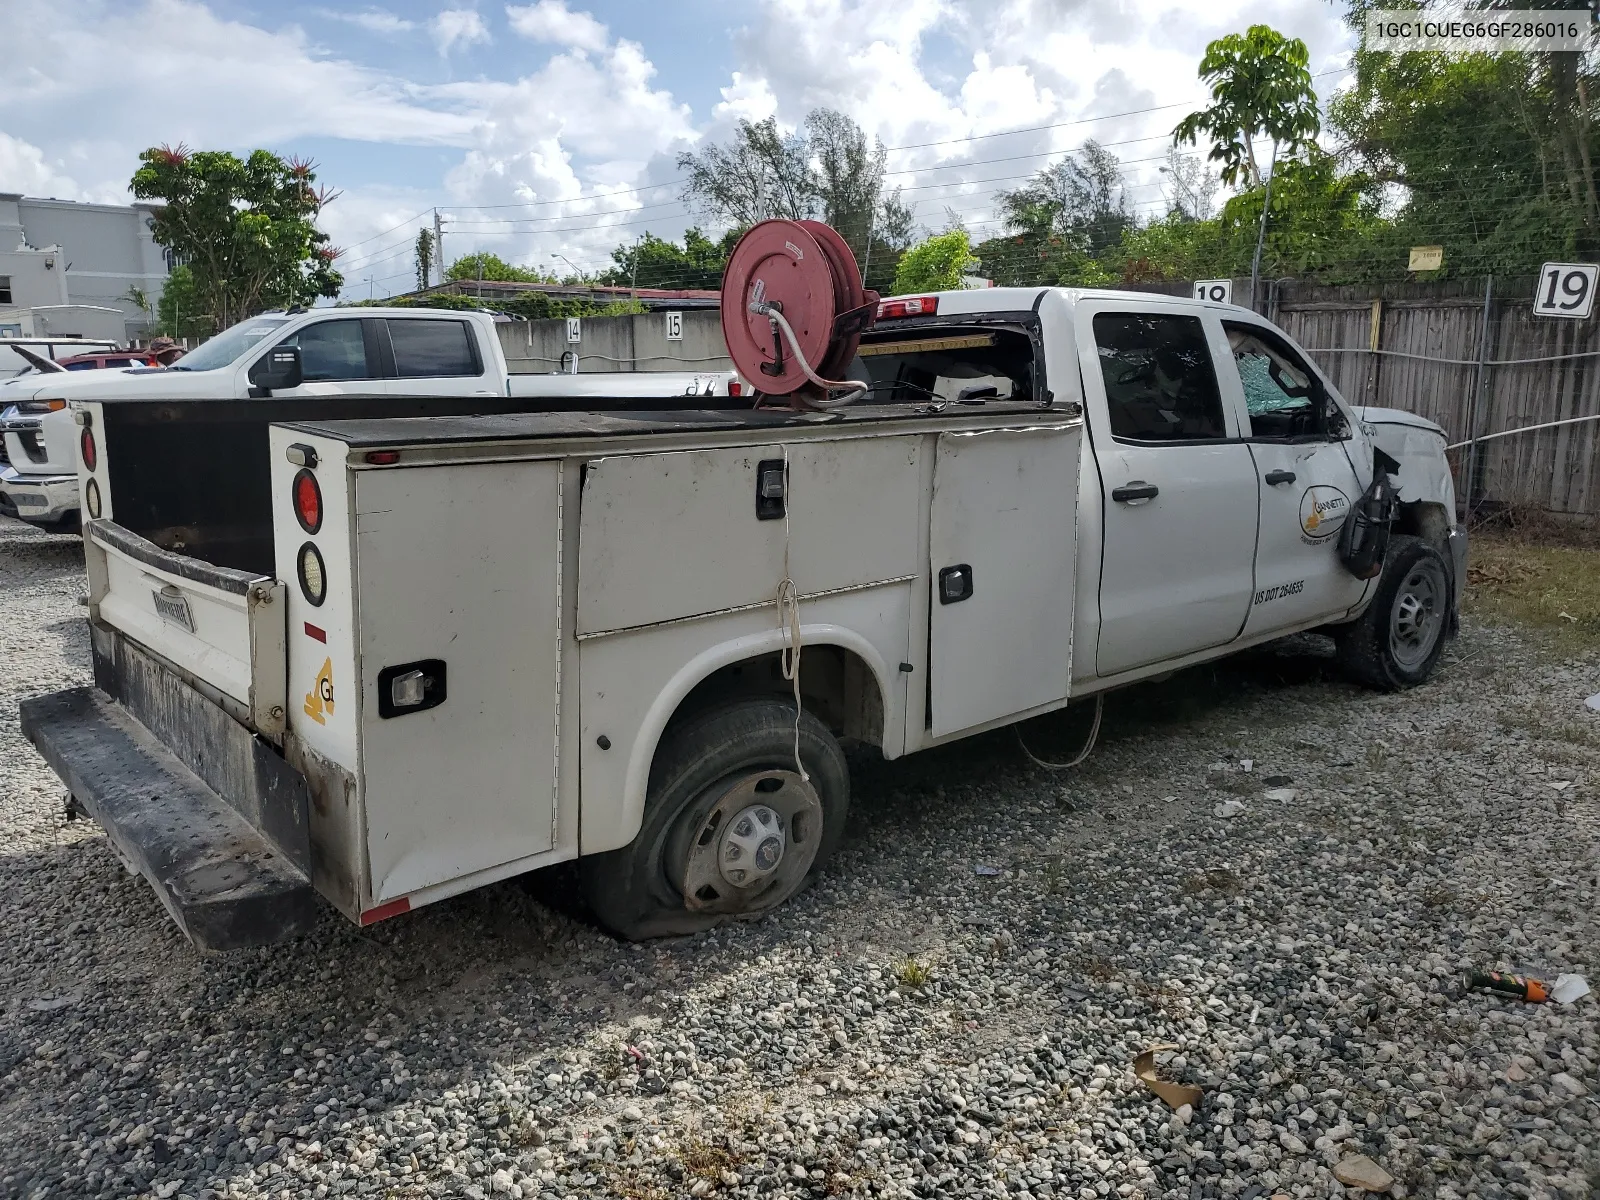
[
  {"x1": 711, "y1": 0, "x2": 1353, "y2": 237},
  {"x1": 711, "y1": 72, "x2": 779, "y2": 125},
  {"x1": 0, "y1": 0, "x2": 482, "y2": 211},
  {"x1": 505, "y1": 1, "x2": 608, "y2": 53},
  {"x1": 319, "y1": 7, "x2": 416, "y2": 35},
  {"x1": 0, "y1": 132, "x2": 91, "y2": 205},
  {"x1": 430, "y1": 8, "x2": 491, "y2": 55},
  {"x1": 0, "y1": 0, "x2": 1357, "y2": 300}
]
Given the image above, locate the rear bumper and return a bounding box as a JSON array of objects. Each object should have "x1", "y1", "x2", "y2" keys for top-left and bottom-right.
[
  {"x1": 19, "y1": 623, "x2": 319, "y2": 951},
  {"x1": 0, "y1": 464, "x2": 78, "y2": 524}
]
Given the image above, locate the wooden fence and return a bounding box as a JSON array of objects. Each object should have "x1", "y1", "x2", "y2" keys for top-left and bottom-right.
[{"x1": 1142, "y1": 277, "x2": 1600, "y2": 519}]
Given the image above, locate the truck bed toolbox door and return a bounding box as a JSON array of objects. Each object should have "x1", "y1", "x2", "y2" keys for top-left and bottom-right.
[{"x1": 928, "y1": 425, "x2": 1080, "y2": 737}]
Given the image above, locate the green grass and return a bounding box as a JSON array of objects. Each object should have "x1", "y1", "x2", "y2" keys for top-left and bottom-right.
[
  {"x1": 894, "y1": 956, "x2": 932, "y2": 989},
  {"x1": 1465, "y1": 533, "x2": 1600, "y2": 650}
]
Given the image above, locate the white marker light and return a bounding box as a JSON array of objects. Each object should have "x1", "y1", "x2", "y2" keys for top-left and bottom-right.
[{"x1": 390, "y1": 669, "x2": 426, "y2": 708}]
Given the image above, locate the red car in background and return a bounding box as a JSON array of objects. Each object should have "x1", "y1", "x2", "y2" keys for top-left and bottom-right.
[{"x1": 56, "y1": 350, "x2": 159, "y2": 371}]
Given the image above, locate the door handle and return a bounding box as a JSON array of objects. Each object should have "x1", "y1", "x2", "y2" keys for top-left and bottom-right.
[
  {"x1": 1111, "y1": 482, "x2": 1159, "y2": 503},
  {"x1": 1264, "y1": 470, "x2": 1297, "y2": 486}
]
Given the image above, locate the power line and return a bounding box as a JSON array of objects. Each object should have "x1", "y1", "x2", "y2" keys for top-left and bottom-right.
[{"x1": 337, "y1": 207, "x2": 434, "y2": 252}]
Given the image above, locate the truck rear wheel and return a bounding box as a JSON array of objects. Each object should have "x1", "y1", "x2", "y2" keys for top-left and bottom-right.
[
  {"x1": 581, "y1": 699, "x2": 849, "y2": 941},
  {"x1": 1336, "y1": 534, "x2": 1450, "y2": 690}
]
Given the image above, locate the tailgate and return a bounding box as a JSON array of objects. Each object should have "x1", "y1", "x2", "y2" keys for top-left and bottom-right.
[{"x1": 85, "y1": 518, "x2": 288, "y2": 739}]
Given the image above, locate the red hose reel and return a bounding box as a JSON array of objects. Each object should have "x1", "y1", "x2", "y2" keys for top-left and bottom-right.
[{"x1": 719, "y1": 220, "x2": 880, "y2": 408}]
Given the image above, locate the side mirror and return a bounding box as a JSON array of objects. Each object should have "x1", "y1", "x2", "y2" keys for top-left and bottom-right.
[{"x1": 249, "y1": 345, "x2": 302, "y2": 395}]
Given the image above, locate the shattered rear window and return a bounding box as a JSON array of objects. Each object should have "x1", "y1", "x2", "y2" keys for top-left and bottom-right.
[{"x1": 844, "y1": 326, "x2": 1040, "y2": 405}]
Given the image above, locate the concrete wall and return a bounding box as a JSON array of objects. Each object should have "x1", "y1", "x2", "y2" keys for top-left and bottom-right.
[
  {"x1": 499, "y1": 308, "x2": 732, "y2": 374},
  {"x1": 0, "y1": 247, "x2": 71, "y2": 311},
  {"x1": 0, "y1": 194, "x2": 168, "y2": 341}
]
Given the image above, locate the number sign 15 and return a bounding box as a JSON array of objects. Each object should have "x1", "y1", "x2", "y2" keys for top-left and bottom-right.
[
  {"x1": 1535, "y1": 263, "x2": 1598, "y2": 319},
  {"x1": 1193, "y1": 279, "x2": 1232, "y2": 304},
  {"x1": 665, "y1": 311, "x2": 683, "y2": 341}
]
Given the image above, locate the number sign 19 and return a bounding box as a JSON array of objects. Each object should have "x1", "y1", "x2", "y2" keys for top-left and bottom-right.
[
  {"x1": 1193, "y1": 279, "x2": 1232, "y2": 304},
  {"x1": 665, "y1": 311, "x2": 683, "y2": 341},
  {"x1": 1534, "y1": 263, "x2": 1598, "y2": 319}
]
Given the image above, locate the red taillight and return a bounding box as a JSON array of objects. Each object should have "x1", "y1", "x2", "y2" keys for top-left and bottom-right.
[
  {"x1": 80, "y1": 428, "x2": 97, "y2": 472},
  {"x1": 877, "y1": 296, "x2": 939, "y2": 320},
  {"x1": 292, "y1": 468, "x2": 323, "y2": 534},
  {"x1": 365, "y1": 450, "x2": 400, "y2": 465}
]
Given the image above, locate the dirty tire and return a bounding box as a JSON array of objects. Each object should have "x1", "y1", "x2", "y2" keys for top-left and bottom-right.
[
  {"x1": 580, "y1": 698, "x2": 849, "y2": 941},
  {"x1": 1336, "y1": 534, "x2": 1450, "y2": 691}
]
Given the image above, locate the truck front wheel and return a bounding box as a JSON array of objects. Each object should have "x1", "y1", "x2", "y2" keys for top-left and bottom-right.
[
  {"x1": 1335, "y1": 534, "x2": 1451, "y2": 690},
  {"x1": 581, "y1": 699, "x2": 850, "y2": 941}
]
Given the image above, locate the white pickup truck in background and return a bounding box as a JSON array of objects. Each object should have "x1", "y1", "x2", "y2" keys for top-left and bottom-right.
[
  {"x1": 0, "y1": 307, "x2": 736, "y2": 527},
  {"x1": 19, "y1": 277, "x2": 1465, "y2": 952}
]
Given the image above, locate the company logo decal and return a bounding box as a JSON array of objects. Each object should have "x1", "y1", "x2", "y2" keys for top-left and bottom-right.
[
  {"x1": 1299, "y1": 485, "x2": 1349, "y2": 541},
  {"x1": 304, "y1": 657, "x2": 335, "y2": 725}
]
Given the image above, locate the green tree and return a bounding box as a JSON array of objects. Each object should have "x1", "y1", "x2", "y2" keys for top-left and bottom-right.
[
  {"x1": 996, "y1": 140, "x2": 1132, "y2": 258},
  {"x1": 1103, "y1": 213, "x2": 1236, "y2": 284},
  {"x1": 678, "y1": 116, "x2": 815, "y2": 226},
  {"x1": 1217, "y1": 149, "x2": 1387, "y2": 281},
  {"x1": 677, "y1": 108, "x2": 919, "y2": 285},
  {"x1": 130, "y1": 146, "x2": 343, "y2": 327},
  {"x1": 891, "y1": 229, "x2": 976, "y2": 294},
  {"x1": 598, "y1": 227, "x2": 738, "y2": 290},
  {"x1": 1330, "y1": 0, "x2": 1599, "y2": 274},
  {"x1": 444, "y1": 252, "x2": 547, "y2": 283},
  {"x1": 1173, "y1": 24, "x2": 1321, "y2": 187},
  {"x1": 154, "y1": 264, "x2": 210, "y2": 339},
  {"x1": 414, "y1": 228, "x2": 435, "y2": 292},
  {"x1": 119, "y1": 285, "x2": 153, "y2": 329}
]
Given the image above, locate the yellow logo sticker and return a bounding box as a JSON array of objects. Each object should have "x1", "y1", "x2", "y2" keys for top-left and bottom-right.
[
  {"x1": 304, "y1": 657, "x2": 335, "y2": 725},
  {"x1": 1298, "y1": 485, "x2": 1350, "y2": 541}
]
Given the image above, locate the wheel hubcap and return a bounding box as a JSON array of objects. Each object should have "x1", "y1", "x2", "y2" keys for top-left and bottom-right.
[
  {"x1": 676, "y1": 769, "x2": 822, "y2": 915},
  {"x1": 719, "y1": 804, "x2": 786, "y2": 886},
  {"x1": 1388, "y1": 558, "x2": 1447, "y2": 669}
]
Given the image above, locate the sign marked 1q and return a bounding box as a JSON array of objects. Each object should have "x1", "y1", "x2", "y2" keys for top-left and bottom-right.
[
  {"x1": 1534, "y1": 264, "x2": 1598, "y2": 320},
  {"x1": 1193, "y1": 280, "x2": 1232, "y2": 304}
]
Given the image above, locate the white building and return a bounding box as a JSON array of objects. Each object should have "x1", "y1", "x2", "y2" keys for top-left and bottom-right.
[{"x1": 0, "y1": 194, "x2": 170, "y2": 343}]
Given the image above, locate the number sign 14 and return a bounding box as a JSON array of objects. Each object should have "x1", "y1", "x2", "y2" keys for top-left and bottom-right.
[
  {"x1": 1535, "y1": 263, "x2": 1598, "y2": 319},
  {"x1": 1193, "y1": 279, "x2": 1232, "y2": 304}
]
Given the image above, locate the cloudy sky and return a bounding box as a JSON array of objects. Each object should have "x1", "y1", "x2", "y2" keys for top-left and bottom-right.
[{"x1": 1, "y1": 0, "x2": 1356, "y2": 300}]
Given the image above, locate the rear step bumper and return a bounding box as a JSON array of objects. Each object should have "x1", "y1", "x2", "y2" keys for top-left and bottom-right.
[{"x1": 20, "y1": 687, "x2": 318, "y2": 951}]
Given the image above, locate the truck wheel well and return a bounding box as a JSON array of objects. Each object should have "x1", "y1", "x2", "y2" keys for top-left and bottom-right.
[
  {"x1": 673, "y1": 646, "x2": 886, "y2": 749},
  {"x1": 1393, "y1": 499, "x2": 1451, "y2": 549}
]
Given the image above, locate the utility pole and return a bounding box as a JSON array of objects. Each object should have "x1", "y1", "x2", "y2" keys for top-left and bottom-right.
[
  {"x1": 432, "y1": 208, "x2": 445, "y2": 287},
  {"x1": 629, "y1": 233, "x2": 643, "y2": 299}
]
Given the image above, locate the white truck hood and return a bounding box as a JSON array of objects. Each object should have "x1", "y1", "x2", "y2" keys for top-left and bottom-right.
[
  {"x1": 1353, "y1": 406, "x2": 1455, "y2": 511},
  {"x1": 1353, "y1": 405, "x2": 1448, "y2": 439},
  {"x1": 4, "y1": 368, "x2": 234, "y2": 403}
]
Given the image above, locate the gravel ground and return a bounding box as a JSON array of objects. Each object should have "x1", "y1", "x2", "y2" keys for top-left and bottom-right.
[{"x1": 2, "y1": 512, "x2": 1597, "y2": 1200}]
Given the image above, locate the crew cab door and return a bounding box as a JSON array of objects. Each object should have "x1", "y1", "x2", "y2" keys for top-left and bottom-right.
[
  {"x1": 1079, "y1": 302, "x2": 1258, "y2": 676},
  {"x1": 380, "y1": 317, "x2": 498, "y2": 397},
  {"x1": 1219, "y1": 319, "x2": 1372, "y2": 635},
  {"x1": 247, "y1": 318, "x2": 386, "y2": 397}
]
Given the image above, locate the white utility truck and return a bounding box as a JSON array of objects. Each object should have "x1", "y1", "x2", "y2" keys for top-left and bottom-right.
[
  {"x1": 20, "y1": 219, "x2": 1464, "y2": 951},
  {"x1": 0, "y1": 306, "x2": 735, "y2": 528}
]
